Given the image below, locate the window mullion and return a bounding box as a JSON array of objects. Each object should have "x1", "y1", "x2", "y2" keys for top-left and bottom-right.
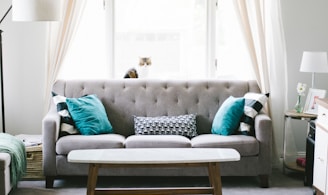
[
  {"x1": 206, "y1": 0, "x2": 217, "y2": 78},
  {"x1": 106, "y1": 0, "x2": 115, "y2": 78}
]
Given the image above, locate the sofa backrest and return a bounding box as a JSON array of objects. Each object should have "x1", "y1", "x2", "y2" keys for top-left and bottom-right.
[{"x1": 52, "y1": 79, "x2": 260, "y2": 137}]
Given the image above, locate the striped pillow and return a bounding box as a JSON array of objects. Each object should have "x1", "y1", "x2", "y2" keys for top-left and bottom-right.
[
  {"x1": 239, "y1": 92, "x2": 269, "y2": 135},
  {"x1": 52, "y1": 92, "x2": 79, "y2": 137}
]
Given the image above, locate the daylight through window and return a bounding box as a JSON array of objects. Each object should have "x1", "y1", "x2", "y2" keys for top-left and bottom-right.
[{"x1": 59, "y1": 0, "x2": 254, "y2": 80}]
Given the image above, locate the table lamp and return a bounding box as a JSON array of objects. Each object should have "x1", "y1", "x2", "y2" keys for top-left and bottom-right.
[
  {"x1": 299, "y1": 51, "x2": 328, "y2": 88},
  {"x1": 0, "y1": 0, "x2": 61, "y2": 133}
]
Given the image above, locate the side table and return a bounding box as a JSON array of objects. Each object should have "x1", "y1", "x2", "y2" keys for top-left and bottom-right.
[{"x1": 282, "y1": 110, "x2": 317, "y2": 173}]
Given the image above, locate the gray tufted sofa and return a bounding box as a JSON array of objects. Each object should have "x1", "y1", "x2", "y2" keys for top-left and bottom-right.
[{"x1": 42, "y1": 79, "x2": 272, "y2": 188}]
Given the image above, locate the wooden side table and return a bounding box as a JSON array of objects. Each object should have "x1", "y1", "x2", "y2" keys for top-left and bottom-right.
[{"x1": 282, "y1": 110, "x2": 317, "y2": 173}]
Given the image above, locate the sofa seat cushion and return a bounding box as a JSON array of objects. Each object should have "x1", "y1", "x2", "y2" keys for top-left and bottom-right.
[
  {"x1": 125, "y1": 135, "x2": 191, "y2": 148},
  {"x1": 56, "y1": 134, "x2": 125, "y2": 155},
  {"x1": 191, "y1": 134, "x2": 259, "y2": 157}
]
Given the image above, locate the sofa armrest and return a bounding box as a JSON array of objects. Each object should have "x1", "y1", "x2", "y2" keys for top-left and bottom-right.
[
  {"x1": 42, "y1": 103, "x2": 60, "y2": 176},
  {"x1": 0, "y1": 153, "x2": 12, "y2": 195},
  {"x1": 254, "y1": 113, "x2": 273, "y2": 174},
  {"x1": 0, "y1": 153, "x2": 11, "y2": 169}
]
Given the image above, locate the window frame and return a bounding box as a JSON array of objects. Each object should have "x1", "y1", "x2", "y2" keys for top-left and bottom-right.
[{"x1": 105, "y1": 0, "x2": 218, "y2": 79}]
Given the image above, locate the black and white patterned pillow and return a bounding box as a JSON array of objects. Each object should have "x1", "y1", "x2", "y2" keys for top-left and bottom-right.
[
  {"x1": 134, "y1": 114, "x2": 198, "y2": 138},
  {"x1": 52, "y1": 92, "x2": 80, "y2": 137},
  {"x1": 239, "y1": 92, "x2": 269, "y2": 135}
]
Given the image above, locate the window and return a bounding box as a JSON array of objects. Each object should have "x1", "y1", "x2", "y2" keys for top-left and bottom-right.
[
  {"x1": 113, "y1": 0, "x2": 207, "y2": 79},
  {"x1": 59, "y1": 0, "x2": 254, "y2": 80},
  {"x1": 215, "y1": 0, "x2": 254, "y2": 80},
  {"x1": 58, "y1": 0, "x2": 108, "y2": 79}
]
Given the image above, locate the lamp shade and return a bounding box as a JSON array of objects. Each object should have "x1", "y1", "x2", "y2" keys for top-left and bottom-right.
[
  {"x1": 12, "y1": 0, "x2": 61, "y2": 21},
  {"x1": 300, "y1": 51, "x2": 328, "y2": 73}
]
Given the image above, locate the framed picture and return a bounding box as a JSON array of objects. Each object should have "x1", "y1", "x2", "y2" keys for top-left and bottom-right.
[{"x1": 304, "y1": 88, "x2": 327, "y2": 114}]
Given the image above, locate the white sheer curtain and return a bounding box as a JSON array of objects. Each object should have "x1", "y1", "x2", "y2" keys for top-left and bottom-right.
[
  {"x1": 43, "y1": 0, "x2": 86, "y2": 113},
  {"x1": 233, "y1": 0, "x2": 288, "y2": 165}
]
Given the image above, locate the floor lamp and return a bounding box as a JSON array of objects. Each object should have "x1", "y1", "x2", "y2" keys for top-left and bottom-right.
[{"x1": 0, "y1": 0, "x2": 61, "y2": 133}]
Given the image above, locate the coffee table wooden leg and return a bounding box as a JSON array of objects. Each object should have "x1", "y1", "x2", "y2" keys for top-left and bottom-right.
[
  {"x1": 87, "y1": 164, "x2": 99, "y2": 195},
  {"x1": 208, "y1": 162, "x2": 222, "y2": 195}
]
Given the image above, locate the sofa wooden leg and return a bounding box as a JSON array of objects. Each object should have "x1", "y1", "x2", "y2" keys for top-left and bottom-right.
[
  {"x1": 259, "y1": 175, "x2": 269, "y2": 188},
  {"x1": 45, "y1": 176, "x2": 55, "y2": 188}
]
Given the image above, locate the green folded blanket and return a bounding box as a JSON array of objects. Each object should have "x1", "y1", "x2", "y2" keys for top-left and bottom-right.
[{"x1": 0, "y1": 133, "x2": 26, "y2": 186}]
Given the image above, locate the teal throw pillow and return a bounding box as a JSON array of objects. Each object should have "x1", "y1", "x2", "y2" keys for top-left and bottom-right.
[
  {"x1": 211, "y1": 96, "x2": 245, "y2": 135},
  {"x1": 66, "y1": 94, "x2": 113, "y2": 135}
]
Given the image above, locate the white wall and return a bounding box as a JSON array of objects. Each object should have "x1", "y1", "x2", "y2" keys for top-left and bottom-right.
[
  {"x1": 0, "y1": 0, "x2": 47, "y2": 135},
  {"x1": 0, "y1": 0, "x2": 328, "y2": 162},
  {"x1": 281, "y1": 0, "x2": 328, "y2": 157},
  {"x1": 282, "y1": 0, "x2": 328, "y2": 92}
]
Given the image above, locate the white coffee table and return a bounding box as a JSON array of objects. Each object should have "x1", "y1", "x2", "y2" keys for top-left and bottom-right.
[{"x1": 68, "y1": 148, "x2": 240, "y2": 195}]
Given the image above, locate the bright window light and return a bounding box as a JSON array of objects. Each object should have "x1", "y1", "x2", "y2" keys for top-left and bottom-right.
[
  {"x1": 114, "y1": 0, "x2": 207, "y2": 79},
  {"x1": 59, "y1": 0, "x2": 254, "y2": 80},
  {"x1": 216, "y1": 0, "x2": 254, "y2": 80},
  {"x1": 58, "y1": 0, "x2": 108, "y2": 80}
]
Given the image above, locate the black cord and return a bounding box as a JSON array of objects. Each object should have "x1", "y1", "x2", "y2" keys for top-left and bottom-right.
[
  {"x1": 0, "y1": 5, "x2": 12, "y2": 25},
  {"x1": 309, "y1": 120, "x2": 316, "y2": 129}
]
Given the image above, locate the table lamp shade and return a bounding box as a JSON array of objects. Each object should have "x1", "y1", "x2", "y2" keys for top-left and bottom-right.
[
  {"x1": 300, "y1": 51, "x2": 328, "y2": 73},
  {"x1": 12, "y1": 0, "x2": 61, "y2": 21}
]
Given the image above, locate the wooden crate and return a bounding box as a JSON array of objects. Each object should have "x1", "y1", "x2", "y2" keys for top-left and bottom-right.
[{"x1": 23, "y1": 144, "x2": 43, "y2": 179}]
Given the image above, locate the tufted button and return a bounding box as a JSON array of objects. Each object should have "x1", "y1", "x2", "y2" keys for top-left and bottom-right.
[
  {"x1": 196, "y1": 98, "x2": 200, "y2": 104},
  {"x1": 185, "y1": 83, "x2": 189, "y2": 89}
]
